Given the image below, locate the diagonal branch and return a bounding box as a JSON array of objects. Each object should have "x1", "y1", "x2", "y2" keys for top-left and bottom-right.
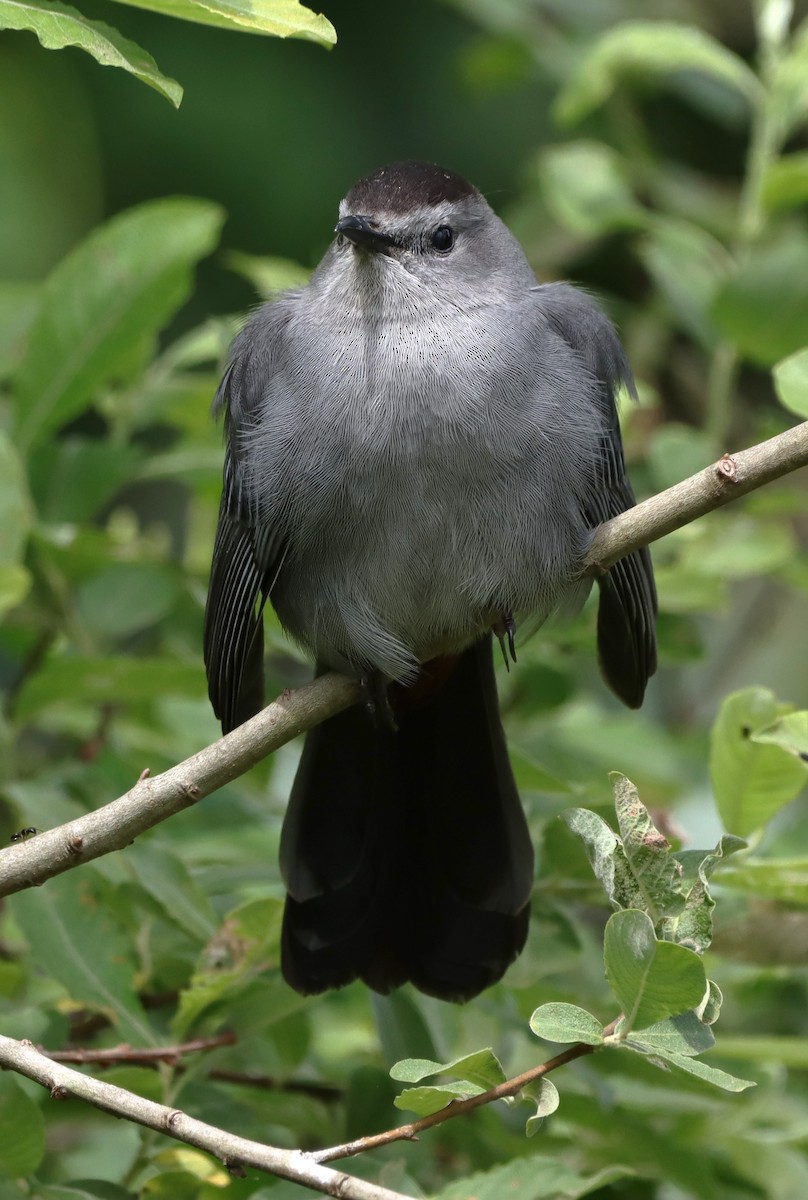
[
  {"x1": 313, "y1": 1021, "x2": 618, "y2": 1163},
  {"x1": 1, "y1": 421, "x2": 806, "y2": 900},
  {"x1": 0, "y1": 1035, "x2": 410, "y2": 1200}
]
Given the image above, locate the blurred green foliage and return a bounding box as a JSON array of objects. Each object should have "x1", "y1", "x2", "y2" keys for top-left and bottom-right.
[{"x1": 1, "y1": 0, "x2": 808, "y2": 1197}]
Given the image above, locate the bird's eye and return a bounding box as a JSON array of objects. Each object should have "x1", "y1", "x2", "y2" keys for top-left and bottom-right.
[
  {"x1": 336, "y1": 233, "x2": 345, "y2": 248},
  {"x1": 431, "y1": 226, "x2": 454, "y2": 253}
]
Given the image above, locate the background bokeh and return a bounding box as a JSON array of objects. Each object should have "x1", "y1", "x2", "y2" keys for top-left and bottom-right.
[{"x1": 2, "y1": 0, "x2": 808, "y2": 1196}]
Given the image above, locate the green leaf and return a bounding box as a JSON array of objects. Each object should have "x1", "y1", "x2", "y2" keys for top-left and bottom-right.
[
  {"x1": 0, "y1": 1076, "x2": 45, "y2": 1178},
  {"x1": 391, "y1": 1048, "x2": 506, "y2": 1116},
  {"x1": 76, "y1": 562, "x2": 181, "y2": 638},
  {"x1": 524, "y1": 1077, "x2": 560, "y2": 1136},
  {"x1": 768, "y1": 23, "x2": 808, "y2": 143},
  {"x1": 0, "y1": 432, "x2": 33, "y2": 571},
  {"x1": 28, "y1": 438, "x2": 145, "y2": 524},
  {"x1": 394, "y1": 1080, "x2": 484, "y2": 1116},
  {"x1": 563, "y1": 779, "x2": 688, "y2": 926},
  {"x1": 718, "y1": 856, "x2": 808, "y2": 904},
  {"x1": 124, "y1": 843, "x2": 218, "y2": 941},
  {"x1": 762, "y1": 151, "x2": 808, "y2": 212},
  {"x1": 752, "y1": 710, "x2": 808, "y2": 758},
  {"x1": 611, "y1": 774, "x2": 687, "y2": 922},
  {"x1": 390, "y1": 1047, "x2": 506, "y2": 1091},
  {"x1": 627, "y1": 1009, "x2": 715, "y2": 1057},
  {"x1": 15, "y1": 655, "x2": 206, "y2": 719},
  {"x1": 106, "y1": 0, "x2": 336, "y2": 46},
  {"x1": 173, "y1": 898, "x2": 285, "y2": 1038},
  {"x1": 774, "y1": 347, "x2": 808, "y2": 418},
  {"x1": 434, "y1": 1158, "x2": 635, "y2": 1200},
  {"x1": 604, "y1": 910, "x2": 707, "y2": 1032},
  {"x1": 639, "y1": 218, "x2": 731, "y2": 347},
  {"x1": 710, "y1": 687, "x2": 808, "y2": 836},
  {"x1": 0, "y1": 281, "x2": 40, "y2": 381},
  {"x1": 0, "y1": 0, "x2": 182, "y2": 106},
  {"x1": 529, "y1": 1002, "x2": 605, "y2": 1046},
  {"x1": 627, "y1": 1043, "x2": 755, "y2": 1091},
  {"x1": 225, "y1": 251, "x2": 311, "y2": 297},
  {"x1": 712, "y1": 229, "x2": 808, "y2": 365},
  {"x1": 538, "y1": 141, "x2": 644, "y2": 236},
  {"x1": 668, "y1": 835, "x2": 746, "y2": 953},
  {"x1": 9, "y1": 869, "x2": 157, "y2": 1046},
  {"x1": 555, "y1": 21, "x2": 760, "y2": 126},
  {"x1": 12, "y1": 198, "x2": 224, "y2": 451}
]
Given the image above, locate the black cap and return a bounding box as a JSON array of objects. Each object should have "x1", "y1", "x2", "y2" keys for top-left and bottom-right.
[{"x1": 344, "y1": 161, "x2": 477, "y2": 215}]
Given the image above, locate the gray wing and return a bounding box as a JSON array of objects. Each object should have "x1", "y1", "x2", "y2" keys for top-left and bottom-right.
[
  {"x1": 534, "y1": 283, "x2": 657, "y2": 708},
  {"x1": 204, "y1": 355, "x2": 286, "y2": 734}
]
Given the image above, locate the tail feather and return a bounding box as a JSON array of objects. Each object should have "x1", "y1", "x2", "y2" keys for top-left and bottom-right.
[{"x1": 279, "y1": 636, "x2": 534, "y2": 1002}]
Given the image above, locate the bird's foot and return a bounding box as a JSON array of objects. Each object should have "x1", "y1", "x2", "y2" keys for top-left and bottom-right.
[
  {"x1": 492, "y1": 612, "x2": 517, "y2": 671},
  {"x1": 361, "y1": 670, "x2": 398, "y2": 732}
]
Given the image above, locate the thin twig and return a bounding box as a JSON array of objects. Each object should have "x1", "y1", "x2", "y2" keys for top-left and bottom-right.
[
  {"x1": 43, "y1": 1032, "x2": 236, "y2": 1066},
  {"x1": 312, "y1": 1021, "x2": 619, "y2": 1163},
  {"x1": 1, "y1": 423, "x2": 806, "y2": 901},
  {"x1": 0, "y1": 1036, "x2": 410, "y2": 1200}
]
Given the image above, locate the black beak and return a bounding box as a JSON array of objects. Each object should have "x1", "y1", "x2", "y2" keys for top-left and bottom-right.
[{"x1": 336, "y1": 214, "x2": 399, "y2": 252}]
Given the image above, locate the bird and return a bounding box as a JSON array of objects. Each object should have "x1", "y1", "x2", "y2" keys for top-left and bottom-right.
[{"x1": 204, "y1": 160, "x2": 657, "y2": 1002}]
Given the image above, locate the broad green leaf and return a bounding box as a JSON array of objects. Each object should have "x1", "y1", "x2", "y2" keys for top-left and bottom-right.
[
  {"x1": 124, "y1": 843, "x2": 217, "y2": 941},
  {"x1": 768, "y1": 23, "x2": 808, "y2": 143},
  {"x1": 390, "y1": 1048, "x2": 506, "y2": 1091},
  {"x1": 13, "y1": 198, "x2": 224, "y2": 451},
  {"x1": 563, "y1": 780, "x2": 688, "y2": 925},
  {"x1": 604, "y1": 910, "x2": 707, "y2": 1032},
  {"x1": 0, "y1": 566, "x2": 31, "y2": 617},
  {"x1": 29, "y1": 438, "x2": 145, "y2": 524},
  {"x1": 524, "y1": 1078, "x2": 560, "y2": 1136},
  {"x1": 0, "y1": 0, "x2": 182, "y2": 105},
  {"x1": 714, "y1": 1035, "x2": 808, "y2": 1067},
  {"x1": 612, "y1": 774, "x2": 686, "y2": 922},
  {"x1": 529, "y1": 1002, "x2": 604, "y2": 1045},
  {"x1": 15, "y1": 655, "x2": 206, "y2": 719},
  {"x1": 0, "y1": 432, "x2": 33, "y2": 571},
  {"x1": 392, "y1": 1048, "x2": 506, "y2": 1116},
  {"x1": 173, "y1": 898, "x2": 285, "y2": 1037},
  {"x1": 762, "y1": 151, "x2": 808, "y2": 212},
  {"x1": 434, "y1": 1158, "x2": 635, "y2": 1200},
  {"x1": 640, "y1": 218, "x2": 731, "y2": 346},
  {"x1": 372, "y1": 990, "x2": 439, "y2": 1066},
  {"x1": 710, "y1": 687, "x2": 807, "y2": 835},
  {"x1": 106, "y1": 0, "x2": 336, "y2": 46},
  {"x1": 668, "y1": 836, "x2": 746, "y2": 952},
  {"x1": 10, "y1": 870, "x2": 157, "y2": 1045},
  {"x1": 538, "y1": 141, "x2": 644, "y2": 236},
  {"x1": 752, "y1": 710, "x2": 808, "y2": 758},
  {"x1": 394, "y1": 1079, "x2": 484, "y2": 1116},
  {"x1": 718, "y1": 856, "x2": 808, "y2": 904},
  {"x1": 712, "y1": 229, "x2": 808, "y2": 365},
  {"x1": 647, "y1": 423, "x2": 719, "y2": 492},
  {"x1": 555, "y1": 22, "x2": 760, "y2": 126},
  {"x1": 226, "y1": 251, "x2": 311, "y2": 297},
  {"x1": 0, "y1": 281, "x2": 40, "y2": 380},
  {"x1": 0, "y1": 1077, "x2": 45, "y2": 1178},
  {"x1": 628, "y1": 1042, "x2": 755, "y2": 1091},
  {"x1": 774, "y1": 348, "x2": 808, "y2": 417},
  {"x1": 627, "y1": 1009, "x2": 715, "y2": 1057},
  {"x1": 76, "y1": 562, "x2": 181, "y2": 638}
]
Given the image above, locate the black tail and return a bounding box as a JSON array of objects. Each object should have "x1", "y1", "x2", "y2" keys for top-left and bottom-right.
[{"x1": 279, "y1": 636, "x2": 534, "y2": 1002}]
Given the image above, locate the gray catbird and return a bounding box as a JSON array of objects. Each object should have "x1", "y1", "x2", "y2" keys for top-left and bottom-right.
[{"x1": 204, "y1": 161, "x2": 657, "y2": 1002}]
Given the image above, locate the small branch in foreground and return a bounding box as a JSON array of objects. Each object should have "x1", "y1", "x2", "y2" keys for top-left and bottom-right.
[
  {"x1": 587, "y1": 421, "x2": 808, "y2": 569},
  {"x1": 312, "y1": 1020, "x2": 619, "y2": 1163},
  {"x1": 0, "y1": 1036, "x2": 409, "y2": 1200},
  {"x1": 0, "y1": 421, "x2": 806, "y2": 900}
]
